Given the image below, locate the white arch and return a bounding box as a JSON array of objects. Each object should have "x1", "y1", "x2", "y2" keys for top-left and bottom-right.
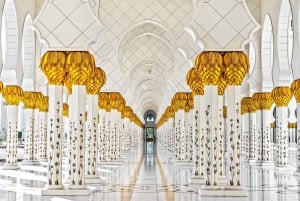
[
  {"x1": 22, "y1": 13, "x2": 35, "y2": 91},
  {"x1": 1, "y1": 0, "x2": 18, "y2": 69},
  {"x1": 273, "y1": 0, "x2": 293, "y2": 86},
  {"x1": 261, "y1": 14, "x2": 274, "y2": 91}
]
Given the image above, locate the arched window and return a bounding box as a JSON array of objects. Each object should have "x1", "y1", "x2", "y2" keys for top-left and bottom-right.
[{"x1": 146, "y1": 114, "x2": 154, "y2": 122}]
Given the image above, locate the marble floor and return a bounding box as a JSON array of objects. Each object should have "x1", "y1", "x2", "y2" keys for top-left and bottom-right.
[{"x1": 0, "y1": 142, "x2": 299, "y2": 201}]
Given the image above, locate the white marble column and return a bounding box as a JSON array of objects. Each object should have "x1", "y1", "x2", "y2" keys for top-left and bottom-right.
[
  {"x1": 98, "y1": 108, "x2": 106, "y2": 161},
  {"x1": 226, "y1": 86, "x2": 242, "y2": 186},
  {"x1": 38, "y1": 96, "x2": 48, "y2": 162},
  {"x1": 249, "y1": 97, "x2": 257, "y2": 161},
  {"x1": 271, "y1": 87, "x2": 292, "y2": 167},
  {"x1": 23, "y1": 107, "x2": 34, "y2": 164},
  {"x1": 69, "y1": 85, "x2": 86, "y2": 188},
  {"x1": 46, "y1": 85, "x2": 64, "y2": 189},
  {"x1": 241, "y1": 97, "x2": 251, "y2": 160},
  {"x1": 2, "y1": 85, "x2": 23, "y2": 170},
  {"x1": 85, "y1": 94, "x2": 100, "y2": 183}
]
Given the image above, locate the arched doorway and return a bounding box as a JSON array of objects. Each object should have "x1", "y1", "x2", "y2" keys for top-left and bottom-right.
[{"x1": 144, "y1": 110, "x2": 156, "y2": 142}]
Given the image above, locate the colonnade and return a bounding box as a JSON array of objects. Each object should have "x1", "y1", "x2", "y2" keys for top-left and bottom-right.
[
  {"x1": 157, "y1": 51, "x2": 300, "y2": 194},
  {"x1": 0, "y1": 51, "x2": 143, "y2": 191}
]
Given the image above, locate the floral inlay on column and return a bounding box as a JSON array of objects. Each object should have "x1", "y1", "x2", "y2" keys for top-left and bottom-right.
[
  {"x1": 271, "y1": 87, "x2": 292, "y2": 166},
  {"x1": 2, "y1": 85, "x2": 23, "y2": 169},
  {"x1": 40, "y1": 51, "x2": 67, "y2": 189}
]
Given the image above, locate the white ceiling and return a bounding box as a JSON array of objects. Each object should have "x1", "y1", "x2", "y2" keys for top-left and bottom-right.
[{"x1": 91, "y1": 0, "x2": 200, "y2": 120}]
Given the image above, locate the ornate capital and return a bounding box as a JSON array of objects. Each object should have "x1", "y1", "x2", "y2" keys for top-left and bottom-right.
[
  {"x1": 109, "y1": 92, "x2": 125, "y2": 111},
  {"x1": 218, "y1": 75, "x2": 227, "y2": 95},
  {"x1": 98, "y1": 92, "x2": 109, "y2": 110},
  {"x1": 252, "y1": 92, "x2": 273, "y2": 110},
  {"x1": 64, "y1": 75, "x2": 72, "y2": 94},
  {"x1": 63, "y1": 103, "x2": 69, "y2": 117},
  {"x1": 224, "y1": 52, "x2": 249, "y2": 85},
  {"x1": 39, "y1": 96, "x2": 49, "y2": 112},
  {"x1": 241, "y1": 97, "x2": 251, "y2": 115},
  {"x1": 2, "y1": 85, "x2": 23, "y2": 106},
  {"x1": 186, "y1": 67, "x2": 204, "y2": 95},
  {"x1": 122, "y1": 106, "x2": 133, "y2": 119},
  {"x1": 66, "y1": 51, "x2": 95, "y2": 85},
  {"x1": 23, "y1": 91, "x2": 37, "y2": 109},
  {"x1": 196, "y1": 52, "x2": 223, "y2": 85},
  {"x1": 86, "y1": 67, "x2": 106, "y2": 95},
  {"x1": 40, "y1": 51, "x2": 67, "y2": 85},
  {"x1": 172, "y1": 92, "x2": 188, "y2": 111},
  {"x1": 291, "y1": 79, "x2": 300, "y2": 103},
  {"x1": 185, "y1": 93, "x2": 194, "y2": 112},
  {"x1": 271, "y1": 87, "x2": 292, "y2": 107}
]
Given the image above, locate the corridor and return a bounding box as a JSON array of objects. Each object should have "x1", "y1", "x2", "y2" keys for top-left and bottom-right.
[{"x1": 0, "y1": 141, "x2": 298, "y2": 201}]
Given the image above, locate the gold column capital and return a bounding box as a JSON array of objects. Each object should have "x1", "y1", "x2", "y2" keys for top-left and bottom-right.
[
  {"x1": 64, "y1": 75, "x2": 72, "y2": 94},
  {"x1": 86, "y1": 67, "x2": 106, "y2": 95},
  {"x1": 224, "y1": 51, "x2": 249, "y2": 85},
  {"x1": 186, "y1": 68, "x2": 204, "y2": 95},
  {"x1": 22, "y1": 91, "x2": 36, "y2": 109},
  {"x1": 291, "y1": 79, "x2": 300, "y2": 103},
  {"x1": 271, "y1": 87, "x2": 292, "y2": 107},
  {"x1": 98, "y1": 92, "x2": 109, "y2": 111},
  {"x1": 241, "y1": 97, "x2": 251, "y2": 115},
  {"x1": 40, "y1": 51, "x2": 67, "y2": 85},
  {"x1": 66, "y1": 51, "x2": 95, "y2": 85},
  {"x1": 185, "y1": 92, "x2": 194, "y2": 112},
  {"x1": 196, "y1": 51, "x2": 223, "y2": 85},
  {"x1": 172, "y1": 92, "x2": 188, "y2": 111},
  {"x1": 252, "y1": 92, "x2": 273, "y2": 110},
  {"x1": 39, "y1": 96, "x2": 49, "y2": 112},
  {"x1": 2, "y1": 85, "x2": 23, "y2": 106},
  {"x1": 218, "y1": 75, "x2": 227, "y2": 95}
]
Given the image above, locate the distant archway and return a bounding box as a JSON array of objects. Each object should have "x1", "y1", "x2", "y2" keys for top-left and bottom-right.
[{"x1": 144, "y1": 110, "x2": 156, "y2": 142}]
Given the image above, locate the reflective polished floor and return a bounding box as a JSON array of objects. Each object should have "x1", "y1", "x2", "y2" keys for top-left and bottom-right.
[{"x1": 0, "y1": 142, "x2": 299, "y2": 201}]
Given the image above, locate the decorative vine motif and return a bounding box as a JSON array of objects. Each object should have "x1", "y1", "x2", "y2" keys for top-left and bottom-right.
[
  {"x1": 257, "y1": 122, "x2": 262, "y2": 162},
  {"x1": 205, "y1": 105, "x2": 211, "y2": 185},
  {"x1": 277, "y1": 120, "x2": 288, "y2": 166},
  {"x1": 250, "y1": 119, "x2": 256, "y2": 160},
  {"x1": 33, "y1": 110, "x2": 39, "y2": 161},
  {"x1": 188, "y1": 122, "x2": 194, "y2": 161},
  {"x1": 262, "y1": 126, "x2": 270, "y2": 161},
  {"x1": 24, "y1": 112, "x2": 34, "y2": 161},
  {"x1": 229, "y1": 118, "x2": 235, "y2": 186},
  {"x1": 194, "y1": 110, "x2": 200, "y2": 176},
  {"x1": 105, "y1": 120, "x2": 111, "y2": 160},
  {"x1": 218, "y1": 108, "x2": 223, "y2": 176},
  {"x1": 6, "y1": 118, "x2": 18, "y2": 165},
  {"x1": 39, "y1": 113, "x2": 47, "y2": 160}
]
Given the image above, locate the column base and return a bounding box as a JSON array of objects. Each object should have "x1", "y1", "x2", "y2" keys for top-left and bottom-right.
[
  {"x1": 190, "y1": 176, "x2": 206, "y2": 186},
  {"x1": 98, "y1": 160, "x2": 123, "y2": 165},
  {"x1": 21, "y1": 160, "x2": 40, "y2": 166},
  {"x1": 63, "y1": 177, "x2": 72, "y2": 185},
  {"x1": 41, "y1": 188, "x2": 90, "y2": 196},
  {"x1": 2, "y1": 163, "x2": 19, "y2": 170},
  {"x1": 199, "y1": 186, "x2": 247, "y2": 197},
  {"x1": 66, "y1": 184, "x2": 87, "y2": 190},
  {"x1": 261, "y1": 161, "x2": 275, "y2": 167},
  {"x1": 85, "y1": 175, "x2": 102, "y2": 184},
  {"x1": 44, "y1": 184, "x2": 64, "y2": 190},
  {"x1": 173, "y1": 160, "x2": 193, "y2": 166}
]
